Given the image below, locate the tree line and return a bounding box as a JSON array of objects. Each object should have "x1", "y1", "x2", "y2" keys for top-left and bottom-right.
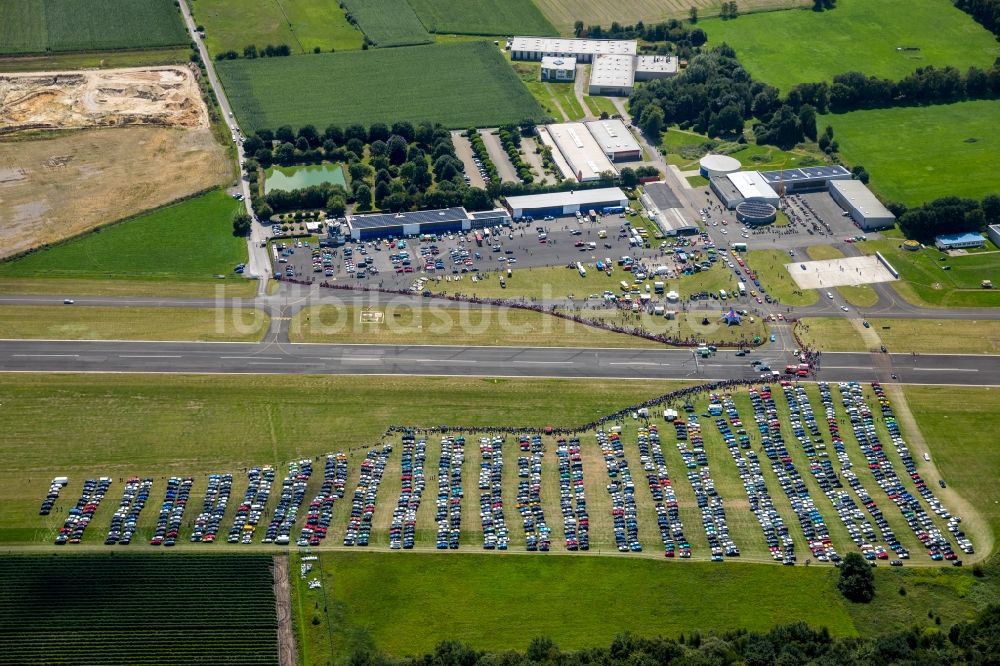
[
  {"x1": 214, "y1": 43, "x2": 292, "y2": 61},
  {"x1": 572, "y1": 19, "x2": 707, "y2": 58},
  {"x1": 894, "y1": 193, "x2": 1000, "y2": 242},
  {"x1": 341, "y1": 603, "x2": 1000, "y2": 666},
  {"x1": 954, "y1": 0, "x2": 1000, "y2": 37}
]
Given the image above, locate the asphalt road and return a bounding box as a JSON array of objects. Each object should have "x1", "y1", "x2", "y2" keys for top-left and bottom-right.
[{"x1": 0, "y1": 339, "x2": 995, "y2": 385}]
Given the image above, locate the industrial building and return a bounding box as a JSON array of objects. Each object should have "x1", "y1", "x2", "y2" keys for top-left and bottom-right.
[
  {"x1": 540, "y1": 56, "x2": 575, "y2": 82},
  {"x1": 699, "y1": 154, "x2": 741, "y2": 178},
  {"x1": 510, "y1": 37, "x2": 636, "y2": 63},
  {"x1": 585, "y1": 119, "x2": 641, "y2": 161},
  {"x1": 634, "y1": 55, "x2": 679, "y2": 81},
  {"x1": 346, "y1": 207, "x2": 511, "y2": 240},
  {"x1": 828, "y1": 179, "x2": 896, "y2": 231},
  {"x1": 735, "y1": 200, "x2": 777, "y2": 226},
  {"x1": 711, "y1": 171, "x2": 780, "y2": 209},
  {"x1": 546, "y1": 122, "x2": 618, "y2": 182},
  {"x1": 504, "y1": 187, "x2": 629, "y2": 219},
  {"x1": 934, "y1": 232, "x2": 985, "y2": 250},
  {"x1": 759, "y1": 165, "x2": 851, "y2": 194},
  {"x1": 588, "y1": 54, "x2": 636, "y2": 95},
  {"x1": 642, "y1": 182, "x2": 699, "y2": 235},
  {"x1": 987, "y1": 224, "x2": 1000, "y2": 248}
]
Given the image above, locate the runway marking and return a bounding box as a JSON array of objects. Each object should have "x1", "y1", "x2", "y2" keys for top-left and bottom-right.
[
  {"x1": 608, "y1": 362, "x2": 668, "y2": 366},
  {"x1": 11, "y1": 354, "x2": 80, "y2": 358},
  {"x1": 119, "y1": 355, "x2": 182, "y2": 359},
  {"x1": 513, "y1": 360, "x2": 573, "y2": 365},
  {"x1": 247, "y1": 361, "x2": 313, "y2": 366},
  {"x1": 220, "y1": 356, "x2": 283, "y2": 360},
  {"x1": 912, "y1": 367, "x2": 978, "y2": 372},
  {"x1": 409, "y1": 358, "x2": 477, "y2": 364},
  {"x1": 340, "y1": 357, "x2": 381, "y2": 362}
]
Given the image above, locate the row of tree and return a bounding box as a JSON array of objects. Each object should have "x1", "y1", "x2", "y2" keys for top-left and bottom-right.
[
  {"x1": 214, "y1": 43, "x2": 291, "y2": 60},
  {"x1": 341, "y1": 604, "x2": 1000, "y2": 666},
  {"x1": 572, "y1": 19, "x2": 707, "y2": 56},
  {"x1": 955, "y1": 0, "x2": 1000, "y2": 37},
  {"x1": 895, "y1": 193, "x2": 1000, "y2": 242}
]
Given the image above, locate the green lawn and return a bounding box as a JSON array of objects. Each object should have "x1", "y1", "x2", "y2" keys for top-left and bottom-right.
[
  {"x1": 0, "y1": 0, "x2": 188, "y2": 54},
  {"x1": 583, "y1": 94, "x2": 620, "y2": 117},
  {"x1": 0, "y1": 190, "x2": 248, "y2": 284},
  {"x1": 217, "y1": 43, "x2": 545, "y2": 133},
  {"x1": 339, "y1": 0, "x2": 431, "y2": 46},
  {"x1": 406, "y1": 0, "x2": 556, "y2": 36},
  {"x1": 192, "y1": 0, "x2": 363, "y2": 56},
  {"x1": 746, "y1": 249, "x2": 819, "y2": 305},
  {"x1": 821, "y1": 100, "x2": 1000, "y2": 206},
  {"x1": 798, "y1": 317, "x2": 1000, "y2": 354},
  {"x1": 0, "y1": 306, "x2": 268, "y2": 342},
  {"x1": 0, "y1": 278, "x2": 255, "y2": 298},
  {"x1": 856, "y1": 237, "x2": 1000, "y2": 307},
  {"x1": 702, "y1": 0, "x2": 1000, "y2": 91},
  {"x1": 663, "y1": 127, "x2": 827, "y2": 170}
]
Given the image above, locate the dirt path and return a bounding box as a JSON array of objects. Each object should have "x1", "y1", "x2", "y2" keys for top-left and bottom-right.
[
  {"x1": 272, "y1": 554, "x2": 298, "y2": 666},
  {"x1": 574, "y1": 65, "x2": 590, "y2": 119}
]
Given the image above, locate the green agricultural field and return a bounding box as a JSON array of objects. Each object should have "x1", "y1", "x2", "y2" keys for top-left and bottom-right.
[
  {"x1": 0, "y1": 555, "x2": 278, "y2": 665},
  {"x1": 0, "y1": 47, "x2": 190, "y2": 72},
  {"x1": 856, "y1": 237, "x2": 1000, "y2": 307},
  {"x1": 192, "y1": 0, "x2": 363, "y2": 56},
  {"x1": 821, "y1": 100, "x2": 1000, "y2": 206},
  {"x1": 339, "y1": 0, "x2": 431, "y2": 46},
  {"x1": 0, "y1": 190, "x2": 248, "y2": 285},
  {"x1": 745, "y1": 249, "x2": 819, "y2": 306},
  {"x1": 0, "y1": 0, "x2": 188, "y2": 55},
  {"x1": 797, "y1": 317, "x2": 1000, "y2": 354},
  {"x1": 217, "y1": 42, "x2": 545, "y2": 132},
  {"x1": 406, "y1": 0, "x2": 556, "y2": 36},
  {"x1": 702, "y1": 0, "x2": 1000, "y2": 91},
  {"x1": 0, "y1": 305, "x2": 269, "y2": 342}
]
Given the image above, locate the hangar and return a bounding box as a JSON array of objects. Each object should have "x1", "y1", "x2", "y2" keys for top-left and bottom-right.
[
  {"x1": 347, "y1": 207, "x2": 511, "y2": 240},
  {"x1": 546, "y1": 122, "x2": 618, "y2": 182},
  {"x1": 585, "y1": 119, "x2": 641, "y2": 161},
  {"x1": 987, "y1": 224, "x2": 1000, "y2": 248},
  {"x1": 504, "y1": 187, "x2": 629, "y2": 219},
  {"x1": 828, "y1": 179, "x2": 896, "y2": 231},
  {"x1": 760, "y1": 165, "x2": 851, "y2": 194},
  {"x1": 642, "y1": 182, "x2": 699, "y2": 235},
  {"x1": 710, "y1": 171, "x2": 779, "y2": 209}
]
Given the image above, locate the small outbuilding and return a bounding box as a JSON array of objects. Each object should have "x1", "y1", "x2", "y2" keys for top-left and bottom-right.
[
  {"x1": 934, "y1": 232, "x2": 985, "y2": 250},
  {"x1": 541, "y1": 56, "x2": 576, "y2": 82}
]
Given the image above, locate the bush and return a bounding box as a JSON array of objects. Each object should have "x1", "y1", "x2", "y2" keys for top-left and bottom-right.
[{"x1": 837, "y1": 552, "x2": 875, "y2": 603}]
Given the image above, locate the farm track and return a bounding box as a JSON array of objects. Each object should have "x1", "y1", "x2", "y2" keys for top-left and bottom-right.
[{"x1": 273, "y1": 555, "x2": 297, "y2": 666}]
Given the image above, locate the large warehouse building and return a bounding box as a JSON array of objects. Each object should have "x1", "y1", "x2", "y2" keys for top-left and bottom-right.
[
  {"x1": 504, "y1": 187, "x2": 629, "y2": 219},
  {"x1": 828, "y1": 179, "x2": 896, "y2": 231},
  {"x1": 510, "y1": 37, "x2": 636, "y2": 63},
  {"x1": 585, "y1": 119, "x2": 641, "y2": 161},
  {"x1": 711, "y1": 171, "x2": 780, "y2": 209},
  {"x1": 642, "y1": 182, "x2": 699, "y2": 235},
  {"x1": 546, "y1": 122, "x2": 618, "y2": 182},
  {"x1": 589, "y1": 54, "x2": 636, "y2": 95},
  {"x1": 347, "y1": 207, "x2": 511, "y2": 240},
  {"x1": 760, "y1": 166, "x2": 852, "y2": 194}
]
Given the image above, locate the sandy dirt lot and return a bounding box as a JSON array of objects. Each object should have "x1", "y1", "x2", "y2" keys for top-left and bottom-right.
[
  {"x1": 0, "y1": 66, "x2": 208, "y2": 134},
  {"x1": 0, "y1": 126, "x2": 229, "y2": 258},
  {"x1": 787, "y1": 255, "x2": 898, "y2": 290}
]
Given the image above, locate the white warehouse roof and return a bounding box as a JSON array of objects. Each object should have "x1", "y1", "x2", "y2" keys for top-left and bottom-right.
[
  {"x1": 585, "y1": 119, "x2": 640, "y2": 157},
  {"x1": 546, "y1": 122, "x2": 618, "y2": 182},
  {"x1": 635, "y1": 55, "x2": 678, "y2": 75},
  {"x1": 590, "y1": 54, "x2": 635, "y2": 89},
  {"x1": 510, "y1": 37, "x2": 637, "y2": 57},
  {"x1": 829, "y1": 179, "x2": 895, "y2": 220},
  {"x1": 727, "y1": 171, "x2": 779, "y2": 203},
  {"x1": 505, "y1": 187, "x2": 629, "y2": 212}
]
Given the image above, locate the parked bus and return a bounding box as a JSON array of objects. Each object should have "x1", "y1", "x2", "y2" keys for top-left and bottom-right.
[
  {"x1": 737, "y1": 281, "x2": 746, "y2": 296},
  {"x1": 474, "y1": 232, "x2": 483, "y2": 247},
  {"x1": 733, "y1": 242, "x2": 748, "y2": 252}
]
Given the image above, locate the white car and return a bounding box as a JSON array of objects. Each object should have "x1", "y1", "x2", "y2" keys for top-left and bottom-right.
[{"x1": 841, "y1": 305, "x2": 849, "y2": 312}]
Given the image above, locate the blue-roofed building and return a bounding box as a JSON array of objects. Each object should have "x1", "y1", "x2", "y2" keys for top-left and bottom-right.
[
  {"x1": 934, "y1": 232, "x2": 985, "y2": 250},
  {"x1": 347, "y1": 207, "x2": 511, "y2": 240},
  {"x1": 759, "y1": 166, "x2": 851, "y2": 194}
]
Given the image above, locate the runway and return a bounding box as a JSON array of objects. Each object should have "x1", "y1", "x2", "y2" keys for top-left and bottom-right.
[{"x1": 0, "y1": 339, "x2": 996, "y2": 386}]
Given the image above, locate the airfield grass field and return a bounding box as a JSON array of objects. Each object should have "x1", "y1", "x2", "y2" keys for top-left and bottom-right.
[
  {"x1": 338, "y1": 0, "x2": 431, "y2": 46},
  {"x1": 0, "y1": 278, "x2": 255, "y2": 298},
  {"x1": 796, "y1": 317, "x2": 1000, "y2": 354},
  {"x1": 745, "y1": 250, "x2": 819, "y2": 306},
  {"x1": 856, "y1": 237, "x2": 1000, "y2": 307},
  {"x1": 662, "y1": 127, "x2": 827, "y2": 172},
  {"x1": 217, "y1": 42, "x2": 545, "y2": 133},
  {"x1": 0, "y1": 190, "x2": 248, "y2": 285},
  {"x1": 0, "y1": 0, "x2": 188, "y2": 55},
  {"x1": 0, "y1": 46, "x2": 189, "y2": 72},
  {"x1": 0, "y1": 306, "x2": 269, "y2": 342},
  {"x1": 192, "y1": 0, "x2": 364, "y2": 56},
  {"x1": 702, "y1": 0, "x2": 1000, "y2": 91},
  {"x1": 407, "y1": 0, "x2": 556, "y2": 36},
  {"x1": 821, "y1": 101, "x2": 1000, "y2": 206}
]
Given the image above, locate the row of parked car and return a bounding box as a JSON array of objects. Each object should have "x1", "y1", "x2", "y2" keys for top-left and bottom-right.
[
  {"x1": 597, "y1": 430, "x2": 642, "y2": 553},
  {"x1": 191, "y1": 473, "x2": 232, "y2": 543},
  {"x1": 872, "y1": 383, "x2": 973, "y2": 558},
  {"x1": 517, "y1": 435, "x2": 550, "y2": 552},
  {"x1": 263, "y1": 460, "x2": 313, "y2": 545},
  {"x1": 39, "y1": 477, "x2": 68, "y2": 516},
  {"x1": 104, "y1": 477, "x2": 153, "y2": 545},
  {"x1": 555, "y1": 438, "x2": 589, "y2": 551},
  {"x1": 55, "y1": 478, "x2": 112, "y2": 545},
  {"x1": 841, "y1": 383, "x2": 958, "y2": 562},
  {"x1": 436, "y1": 437, "x2": 464, "y2": 549},
  {"x1": 229, "y1": 466, "x2": 276, "y2": 544},
  {"x1": 344, "y1": 445, "x2": 392, "y2": 546},
  {"x1": 479, "y1": 437, "x2": 509, "y2": 550},
  {"x1": 636, "y1": 427, "x2": 690, "y2": 558},
  {"x1": 391, "y1": 433, "x2": 426, "y2": 550},
  {"x1": 150, "y1": 476, "x2": 192, "y2": 547},
  {"x1": 712, "y1": 395, "x2": 792, "y2": 563},
  {"x1": 675, "y1": 415, "x2": 738, "y2": 561},
  {"x1": 299, "y1": 453, "x2": 348, "y2": 547}
]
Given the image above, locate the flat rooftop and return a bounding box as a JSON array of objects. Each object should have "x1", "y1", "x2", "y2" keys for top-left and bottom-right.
[
  {"x1": 829, "y1": 179, "x2": 895, "y2": 219},
  {"x1": 349, "y1": 207, "x2": 468, "y2": 230},
  {"x1": 540, "y1": 56, "x2": 576, "y2": 69},
  {"x1": 505, "y1": 187, "x2": 629, "y2": 211},
  {"x1": 635, "y1": 55, "x2": 678, "y2": 74},
  {"x1": 759, "y1": 165, "x2": 851, "y2": 185},
  {"x1": 590, "y1": 54, "x2": 634, "y2": 89},
  {"x1": 585, "y1": 119, "x2": 640, "y2": 156},
  {"x1": 710, "y1": 175, "x2": 741, "y2": 202},
  {"x1": 547, "y1": 122, "x2": 618, "y2": 181},
  {"x1": 728, "y1": 171, "x2": 779, "y2": 201},
  {"x1": 511, "y1": 37, "x2": 637, "y2": 56}
]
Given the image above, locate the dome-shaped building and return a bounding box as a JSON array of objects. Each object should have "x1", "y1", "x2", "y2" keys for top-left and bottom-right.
[
  {"x1": 699, "y1": 154, "x2": 741, "y2": 178},
  {"x1": 735, "y1": 200, "x2": 777, "y2": 226}
]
